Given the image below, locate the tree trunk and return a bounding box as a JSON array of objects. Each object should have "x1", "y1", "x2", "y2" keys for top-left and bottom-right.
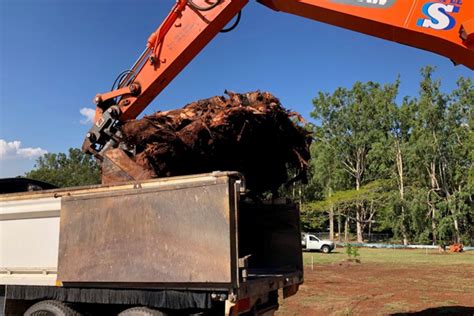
[
  {"x1": 447, "y1": 192, "x2": 461, "y2": 244},
  {"x1": 298, "y1": 185, "x2": 302, "y2": 205},
  {"x1": 338, "y1": 208, "x2": 342, "y2": 242},
  {"x1": 342, "y1": 147, "x2": 365, "y2": 243},
  {"x1": 428, "y1": 162, "x2": 439, "y2": 245},
  {"x1": 355, "y1": 176, "x2": 363, "y2": 243},
  {"x1": 329, "y1": 205, "x2": 334, "y2": 240},
  {"x1": 368, "y1": 218, "x2": 372, "y2": 243},
  {"x1": 356, "y1": 209, "x2": 363, "y2": 242},
  {"x1": 400, "y1": 206, "x2": 408, "y2": 245},
  {"x1": 453, "y1": 216, "x2": 460, "y2": 243},
  {"x1": 395, "y1": 140, "x2": 409, "y2": 245},
  {"x1": 344, "y1": 216, "x2": 349, "y2": 242}
]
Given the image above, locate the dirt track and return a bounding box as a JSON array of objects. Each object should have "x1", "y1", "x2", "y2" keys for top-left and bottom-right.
[{"x1": 277, "y1": 260, "x2": 474, "y2": 316}]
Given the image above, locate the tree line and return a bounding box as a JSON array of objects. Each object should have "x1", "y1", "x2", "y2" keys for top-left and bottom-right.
[
  {"x1": 25, "y1": 148, "x2": 100, "y2": 188},
  {"x1": 298, "y1": 66, "x2": 473, "y2": 245}
]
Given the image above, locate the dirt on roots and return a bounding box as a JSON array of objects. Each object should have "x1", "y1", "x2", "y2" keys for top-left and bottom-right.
[{"x1": 121, "y1": 90, "x2": 311, "y2": 194}]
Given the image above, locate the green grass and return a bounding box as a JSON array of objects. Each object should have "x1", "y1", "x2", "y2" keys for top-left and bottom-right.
[{"x1": 303, "y1": 248, "x2": 474, "y2": 266}]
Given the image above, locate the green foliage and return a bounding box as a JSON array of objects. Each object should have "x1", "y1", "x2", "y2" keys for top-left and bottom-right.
[
  {"x1": 306, "y1": 67, "x2": 473, "y2": 245},
  {"x1": 304, "y1": 180, "x2": 393, "y2": 211},
  {"x1": 25, "y1": 148, "x2": 100, "y2": 188},
  {"x1": 345, "y1": 244, "x2": 360, "y2": 259},
  {"x1": 345, "y1": 244, "x2": 353, "y2": 257},
  {"x1": 300, "y1": 207, "x2": 326, "y2": 232},
  {"x1": 352, "y1": 247, "x2": 360, "y2": 258}
]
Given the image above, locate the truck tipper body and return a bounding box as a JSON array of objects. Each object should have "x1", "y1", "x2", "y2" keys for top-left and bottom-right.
[{"x1": 0, "y1": 172, "x2": 302, "y2": 315}]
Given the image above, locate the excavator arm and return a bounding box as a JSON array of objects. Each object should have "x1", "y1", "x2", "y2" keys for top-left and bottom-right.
[
  {"x1": 261, "y1": 0, "x2": 474, "y2": 69},
  {"x1": 82, "y1": 0, "x2": 473, "y2": 182}
]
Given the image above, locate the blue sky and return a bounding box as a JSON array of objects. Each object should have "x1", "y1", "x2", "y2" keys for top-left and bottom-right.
[{"x1": 0, "y1": 0, "x2": 472, "y2": 177}]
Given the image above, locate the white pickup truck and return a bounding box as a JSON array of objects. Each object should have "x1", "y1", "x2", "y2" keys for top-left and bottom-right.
[{"x1": 301, "y1": 233, "x2": 335, "y2": 253}]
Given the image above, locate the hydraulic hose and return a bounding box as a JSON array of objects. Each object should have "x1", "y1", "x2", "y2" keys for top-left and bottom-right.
[
  {"x1": 187, "y1": 0, "x2": 222, "y2": 11},
  {"x1": 220, "y1": 11, "x2": 241, "y2": 33}
]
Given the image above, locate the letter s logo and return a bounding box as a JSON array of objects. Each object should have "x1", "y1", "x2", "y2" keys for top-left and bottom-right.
[{"x1": 417, "y1": 2, "x2": 460, "y2": 31}]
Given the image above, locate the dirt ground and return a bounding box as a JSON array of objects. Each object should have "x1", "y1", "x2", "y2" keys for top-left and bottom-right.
[{"x1": 277, "y1": 253, "x2": 474, "y2": 316}]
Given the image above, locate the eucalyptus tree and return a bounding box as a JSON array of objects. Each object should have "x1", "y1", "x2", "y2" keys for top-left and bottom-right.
[
  {"x1": 309, "y1": 139, "x2": 348, "y2": 240},
  {"x1": 383, "y1": 96, "x2": 415, "y2": 245},
  {"x1": 405, "y1": 68, "x2": 473, "y2": 244},
  {"x1": 441, "y1": 77, "x2": 473, "y2": 243},
  {"x1": 311, "y1": 80, "x2": 399, "y2": 242},
  {"x1": 408, "y1": 67, "x2": 449, "y2": 244}
]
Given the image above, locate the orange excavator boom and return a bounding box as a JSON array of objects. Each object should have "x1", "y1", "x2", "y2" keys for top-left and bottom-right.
[
  {"x1": 260, "y1": 0, "x2": 474, "y2": 70},
  {"x1": 83, "y1": 0, "x2": 473, "y2": 168}
]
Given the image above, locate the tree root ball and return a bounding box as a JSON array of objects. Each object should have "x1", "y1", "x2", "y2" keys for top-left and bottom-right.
[{"x1": 121, "y1": 90, "x2": 312, "y2": 194}]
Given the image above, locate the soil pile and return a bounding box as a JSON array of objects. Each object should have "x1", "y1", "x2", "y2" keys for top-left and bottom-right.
[{"x1": 121, "y1": 91, "x2": 311, "y2": 194}]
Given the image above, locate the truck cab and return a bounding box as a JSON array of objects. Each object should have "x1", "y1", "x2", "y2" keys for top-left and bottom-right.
[{"x1": 301, "y1": 233, "x2": 335, "y2": 253}]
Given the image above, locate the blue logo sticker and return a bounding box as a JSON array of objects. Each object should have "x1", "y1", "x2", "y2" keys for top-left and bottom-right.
[{"x1": 417, "y1": 2, "x2": 461, "y2": 31}]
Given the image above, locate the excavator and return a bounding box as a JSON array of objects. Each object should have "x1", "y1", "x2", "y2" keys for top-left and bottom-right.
[{"x1": 82, "y1": 0, "x2": 474, "y2": 182}]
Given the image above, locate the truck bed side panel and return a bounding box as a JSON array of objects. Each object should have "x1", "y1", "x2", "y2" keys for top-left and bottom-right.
[{"x1": 58, "y1": 180, "x2": 234, "y2": 286}]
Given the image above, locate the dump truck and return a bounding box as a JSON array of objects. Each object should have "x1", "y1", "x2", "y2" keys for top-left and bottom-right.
[{"x1": 0, "y1": 172, "x2": 302, "y2": 315}]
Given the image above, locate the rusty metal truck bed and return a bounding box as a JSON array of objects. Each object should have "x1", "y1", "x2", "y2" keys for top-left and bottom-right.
[{"x1": 1, "y1": 172, "x2": 302, "y2": 314}]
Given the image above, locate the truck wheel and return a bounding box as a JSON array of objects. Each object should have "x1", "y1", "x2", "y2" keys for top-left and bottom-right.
[
  {"x1": 24, "y1": 300, "x2": 80, "y2": 316},
  {"x1": 321, "y1": 245, "x2": 331, "y2": 254},
  {"x1": 119, "y1": 307, "x2": 166, "y2": 316}
]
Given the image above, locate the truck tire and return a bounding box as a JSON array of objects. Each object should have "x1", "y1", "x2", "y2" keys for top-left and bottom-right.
[
  {"x1": 119, "y1": 307, "x2": 166, "y2": 316},
  {"x1": 24, "y1": 300, "x2": 80, "y2": 316},
  {"x1": 321, "y1": 245, "x2": 331, "y2": 254}
]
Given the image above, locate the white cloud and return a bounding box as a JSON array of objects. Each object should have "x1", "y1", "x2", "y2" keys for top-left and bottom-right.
[
  {"x1": 0, "y1": 139, "x2": 48, "y2": 160},
  {"x1": 80, "y1": 107, "x2": 95, "y2": 125}
]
